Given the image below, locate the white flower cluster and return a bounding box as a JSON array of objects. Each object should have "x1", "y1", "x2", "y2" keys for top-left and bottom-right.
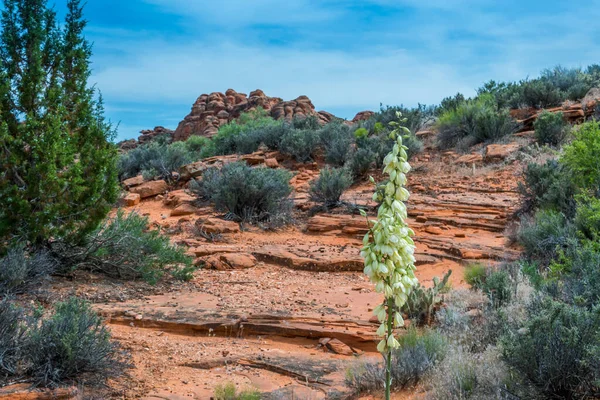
[{"x1": 360, "y1": 115, "x2": 418, "y2": 353}]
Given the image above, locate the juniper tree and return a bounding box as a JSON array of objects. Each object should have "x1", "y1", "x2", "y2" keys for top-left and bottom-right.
[{"x1": 0, "y1": 0, "x2": 118, "y2": 245}]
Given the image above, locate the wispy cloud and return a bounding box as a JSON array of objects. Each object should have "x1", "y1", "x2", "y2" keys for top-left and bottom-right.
[{"x1": 85, "y1": 0, "x2": 600, "y2": 140}]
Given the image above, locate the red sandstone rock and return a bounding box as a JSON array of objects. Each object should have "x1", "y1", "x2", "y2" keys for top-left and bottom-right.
[
  {"x1": 129, "y1": 180, "x2": 168, "y2": 199},
  {"x1": 163, "y1": 189, "x2": 195, "y2": 207},
  {"x1": 170, "y1": 203, "x2": 198, "y2": 217},
  {"x1": 351, "y1": 111, "x2": 375, "y2": 123},
  {"x1": 121, "y1": 193, "x2": 141, "y2": 207},
  {"x1": 172, "y1": 89, "x2": 344, "y2": 141},
  {"x1": 195, "y1": 218, "x2": 240, "y2": 234},
  {"x1": 122, "y1": 175, "x2": 144, "y2": 188},
  {"x1": 456, "y1": 153, "x2": 483, "y2": 164},
  {"x1": 264, "y1": 158, "x2": 279, "y2": 168},
  {"x1": 484, "y1": 143, "x2": 520, "y2": 162}
]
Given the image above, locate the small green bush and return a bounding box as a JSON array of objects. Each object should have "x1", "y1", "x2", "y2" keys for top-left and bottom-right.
[
  {"x1": 472, "y1": 107, "x2": 519, "y2": 144},
  {"x1": 560, "y1": 245, "x2": 600, "y2": 309},
  {"x1": 437, "y1": 93, "x2": 520, "y2": 151},
  {"x1": 185, "y1": 135, "x2": 209, "y2": 153},
  {"x1": 118, "y1": 141, "x2": 196, "y2": 181},
  {"x1": 353, "y1": 127, "x2": 368, "y2": 139},
  {"x1": 402, "y1": 270, "x2": 452, "y2": 325},
  {"x1": 574, "y1": 195, "x2": 600, "y2": 241},
  {"x1": 347, "y1": 148, "x2": 375, "y2": 178},
  {"x1": 280, "y1": 129, "x2": 319, "y2": 162},
  {"x1": 53, "y1": 210, "x2": 193, "y2": 284},
  {"x1": 482, "y1": 270, "x2": 513, "y2": 308},
  {"x1": 437, "y1": 93, "x2": 466, "y2": 116},
  {"x1": 25, "y1": 298, "x2": 128, "y2": 387},
  {"x1": 0, "y1": 298, "x2": 25, "y2": 376},
  {"x1": 214, "y1": 382, "x2": 260, "y2": 400},
  {"x1": 201, "y1": 162, "x2": 293, "y2": 224},
  {"x1": 517, "y1": 160, "x2": 577, "y2": 217},
  {"x1": 464, "y1": 263, "x2": 487, "y2": 289},
  {"x1": 502, "y1": 297, "x2": 600, "y2": 398},
  {"x1": 309, "y1": 167, "x2": 353, "y2": 206},
  {"x1": 521, "y1": 79, "x2": 564, "y2": 109},
  {"x1": 291, "y1": 115, "x2": 320, "y2": 130},
  {"x1": 477, "y1": 80, "x2": 524, "y2": 109},
  {"x1": 518, "y1": 210, "x2": 577, "y2": 265},
  {"x1": 534, "y1": 110, "x2": 570, "y2": 146},
  {"x1": 346, "y1": 328, "x2": 446, "y2": 393},
  {"x1": 561, "y1": 120, "x2": 600, "y2": 191},
  {"x1": 210, "y1": 110, "x2": 279, "y2": 155},
  {"x1": 319, "y1": 122, "x2": 353, "y2": 166},
  {"x1": 0, "y1": 246, "x2": 56, "y2": 295}
]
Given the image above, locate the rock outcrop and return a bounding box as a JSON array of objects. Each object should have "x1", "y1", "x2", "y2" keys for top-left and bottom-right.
[{"x1": 172, "y1": 89, "x2": 340, "y2": 141}]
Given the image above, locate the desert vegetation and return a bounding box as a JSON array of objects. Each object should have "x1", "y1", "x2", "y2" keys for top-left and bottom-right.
[{"x1": 1, "y1": 0, "x2": 600, "y2": 397}]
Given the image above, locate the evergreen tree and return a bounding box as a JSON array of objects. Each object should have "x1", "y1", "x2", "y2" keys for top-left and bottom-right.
[{"x1": 0, "y1": 0, "x2": 118, "y2": 245}]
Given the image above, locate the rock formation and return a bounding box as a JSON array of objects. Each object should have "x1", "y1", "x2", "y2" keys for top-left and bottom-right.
[{"x1": 172, "y1": 89, "x2": 340, "y2": 141}]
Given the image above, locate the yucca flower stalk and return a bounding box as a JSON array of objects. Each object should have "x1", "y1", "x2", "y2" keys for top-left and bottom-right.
[{"x1": 359, "y1": 112, "x2": 418, "y2": 399}]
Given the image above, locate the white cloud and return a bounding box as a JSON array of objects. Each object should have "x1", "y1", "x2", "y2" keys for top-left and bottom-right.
[{"x1": 92, "y1": 40, "x2": 479, "y2": 116}]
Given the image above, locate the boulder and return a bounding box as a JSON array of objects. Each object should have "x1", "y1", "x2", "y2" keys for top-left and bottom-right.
[
  {"x1": 121, "y1": 193, "x2": 140, "y2": 207},
  {"x1": 456, "y1": 153, "x2": 483, "y2": 164},
  {"x1": 351, "y1": 110, "x2": 375, "y2": 123},
  {"x1": 170, "y1": 203, "x2": 198, "y2": 217},
  {"x1": 122, "y1": 175, "x2": 144, "y2": 188},
  {"x1": 319, "y1": 338, "x2": 356, "y2": 356},
  {"x1": 203, "y1": 253, "x2": 256, "y2": 270},
  {"x1": 129, "y1": 180, "x2": 168, "y2": 199},
  {"x1": 172, "y1": 89, "x2": 342, "y2": 141},
  {"x1": 484, "y1": 143, "x2": 520, "y2": 162},
  {"x1": 264, "y1": 158, "x2": 279, "y2": 168},
  {"x1": 195, "y1": 218, "x2": 240, "y2": 234},
  {"x1": 163, "y1": 190, "x2": 196, "y2": 207}
]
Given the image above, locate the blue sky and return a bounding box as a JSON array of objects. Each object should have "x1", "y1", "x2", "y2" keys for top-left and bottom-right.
[{"x1": 68, "y1": 0, "x2": 600, "y2": 141}]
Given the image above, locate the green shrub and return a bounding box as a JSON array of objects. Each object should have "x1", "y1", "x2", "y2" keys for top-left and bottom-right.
[
  {"x1": 437, "y1": 93, "x2": 466, "y2": 116},
  {"x1": 319, "y1": 122, "x2": 353, "y2": 166},
  {"x1": 353, "y1": 127, "x2": 368, "y2": 140},
  {"x1": 0, "y1": 246, "x2": 56, "y2": 295},
  {"x1": 574, "y1": 195, "x2": 600, "y2": 241},
  {"x1": 471, "y1": 107, "x2": 519, "y2": 144},
  {"x1": 517, "y1": 160, "x2": 577, "y2": 217},
  {"x1": 347, "y1": 148, "x2": 375, "y2": 178},
  {"x1": 560, "y1": 245, "x2": 600, "y2": 309},
  {"x1": 309, "y1": 167, "x2": 353, "y2": 206},
  {"x1": 185, "y1": 135, "x2": 209, "y2": 153},
  {"x1": 541, "y1": 66, "x2": 592, "y2": 101},
  {"x1": 402, "y1": 270, "x2": 451, "y2": 325},
  {"x1": 521, "y1": 79, "x2": 564, "y2": 109},
  {"x1": 346, "y1": 328, "x2": 446, "y2": 393},
  {"x1": 482, "y1": 270, "x2": 513, "y2": 308},
  {"x1": 291, "y1": 115, "x2": 320, "y2": 130},
  {"x1": 477, "y1": 80, "x2": 524, "y2": 109},
  {"x1": 201, "y1": 162, "x2": 292, "y2": 224},
  {"x1": 518, "y1": 210, "x2": 577, "y2": 265},
  {"x1": 210, "y1": 111, "x2": 279, "y2": 155},
  {"x1": 464, "y1": 263, "x2": 487, "y2": 289},
  {"x1": 502, "y1": 297, "x2": 600, "y2": 398},
  {"x1": 214, "y1": 382, "x2": 260, "y2": 400},
  {"x1": 0, "y1": 298, "x2": 25, "y2": 376},
  {"x1": 534, "y1": 110, "x2": 570, "y2": 146},
  {"x1": 280, "y1": 129, "x2": 319, "y2": 162},
  {"x1": 118, "y1": 141, "x2": 196, "y2": 181},
  {"x1": 372, "y1": 104, "x2": 435, "y2": 134},
  {"x1": 53, "y1": 210, "x2": 193, "y2": 285},
  {"x1": 561, "y1": 120, "x2": 600, "y2": 191},
  {"x1": 25, "y1": 298, "x2": 128, "y2": 387},
  {"x1": 436, "y1": 97, "x2": 486, "y2": 150}
]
